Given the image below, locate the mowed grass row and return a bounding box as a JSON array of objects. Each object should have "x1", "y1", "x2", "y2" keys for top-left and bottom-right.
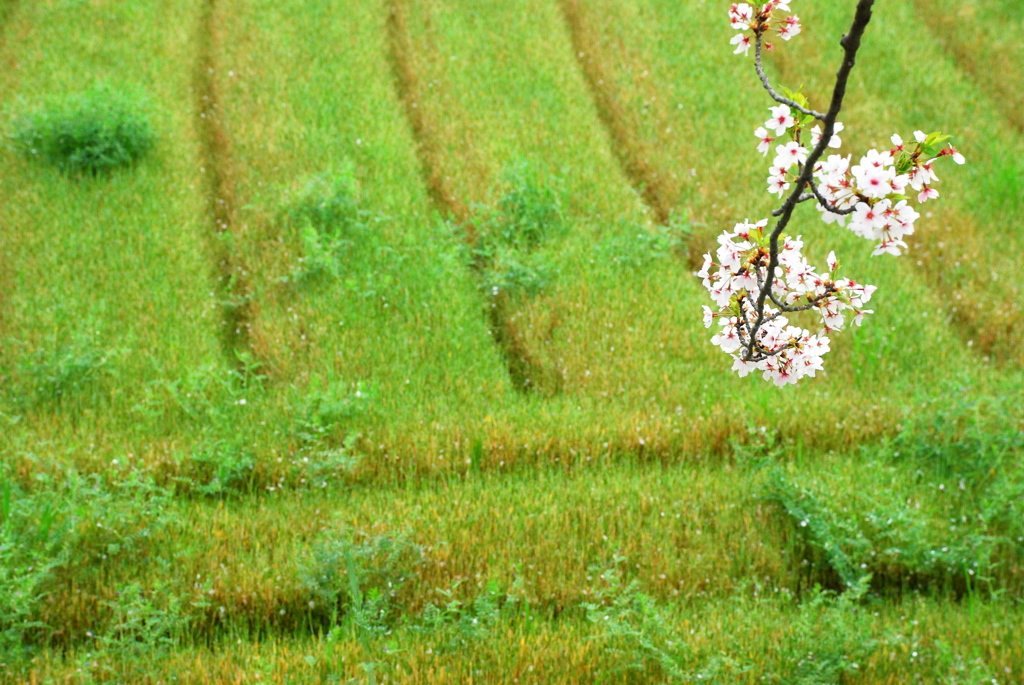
[
  {"x1": 912, "y1": 0, "x2": 1024, "y2": 135},
  {"x1": 22, "y1": 597, "x2": 1024, "y2": 683},
  {"x1": 18, "y1": 391, "x2": 1024, "y2": 650},
  {"x1": 0, "y1": 2, "x2": 225, "y2": 450}
]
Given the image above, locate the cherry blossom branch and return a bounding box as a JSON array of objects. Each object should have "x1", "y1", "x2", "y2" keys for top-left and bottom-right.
[
  {"x1": 745, "y1": 0, "x2": 875, "y2": 361},
  {"x1": 771, "y1": 185, "x2": 857, "y2": 217},
  {"x1": 704, "y1": 1, "x2": 964, "y2": 385},
  {"x1": 754, "y1": 35, "x2": 826, "y2": 120}
]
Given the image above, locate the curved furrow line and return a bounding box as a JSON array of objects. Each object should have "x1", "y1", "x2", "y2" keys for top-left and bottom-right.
[
  {"x1": 910, "y1": 0, "x2": 1024, "y2": 134},
  {"x1": 0, "y1": 1, "x2": 19, "y2": 342},
  {"x1": 195, "y1": 0, "x2": 263, "y2": 372},
  {"x1": 385, "y1": 0, "x2": 469, "y2": 223},
  {"x1": 557, "y1": 0, "x2": 676, "y2": 227},
  {"x1": 384, "y1": 0, "x2": 555, "y2": 394}
]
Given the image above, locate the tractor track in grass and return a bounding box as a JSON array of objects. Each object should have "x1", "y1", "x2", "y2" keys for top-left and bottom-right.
[
  {"x1": 910, "y1": 0, "x2": 1024, "y2": 135},
  {"x1": 195, "y1": 0, "x2": 262, "y2": 373},
  {"x1": 385, "y1": 0, "x2": 555, "y2": 394},
  {"x1": 0, "y1": 0, "x2": 19, "y2": 344},
  {"x1": 558, "y1": 0, "x2": 675, "y2": 227}
]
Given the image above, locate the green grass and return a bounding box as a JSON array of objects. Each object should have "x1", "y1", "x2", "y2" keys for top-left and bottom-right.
[
  {"x1": 0, "y1": 1, "x2": 225, "y2": 456},
  {"x1": 0, "y1": 0, "x2": 1021, "y2": 680},
  {"x1": 12, "y1": 81, "x2": 155, "y2": 175}
]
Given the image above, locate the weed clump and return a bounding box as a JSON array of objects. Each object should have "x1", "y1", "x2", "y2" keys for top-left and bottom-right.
[
  {"x1": 765, "y1": 392, "x2": 1024, "y2": 596},
  {"x1": 471, "y1": 164, "x2": 564, "y2": 297},
  {"x1": 279, "y1": 165, "x2": 379, "y2": 283},
  {"x1": 1, "y1": 469, "x2": 176, "y2": 659},
  {"x1": 12, "y1": 83, "x2": 154, "y2": 175},
  {"x1": 583, "y1": 558, "x2": 882, "y2": 683},
  {"x1": 2, "y1": 330, "x2": 126, "y2": 411},
  {"x1": 301, "y1": 527, "x2": 424, "y2": 637}
]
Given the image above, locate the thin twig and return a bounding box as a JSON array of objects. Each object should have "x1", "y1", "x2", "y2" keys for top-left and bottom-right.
[
  {"x1": 754, "y1": 35, "x2": 827, "y2": 120},
  {"x1": 807, "y1": 179, "x2": 858, "y2": 216},
  {"x1": 772, "y1": 192, "x2": 814, "y2": 216}
]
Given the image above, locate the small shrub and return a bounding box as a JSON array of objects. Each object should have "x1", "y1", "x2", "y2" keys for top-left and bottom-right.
[
  {"x1": 292, "y1": 377, "x2": 372, "y2": 445},
  {"x1": 412, "y1": 578, "x2": 525, "y2": 652},
  {"x1": 470, "y1": 164, "x2": 565, "y2": 298},
  {"x1": 99, "y1": 581, "x2": 196, "y2": 658},
  {"x1": 765, "y1": 466, "x2": 1006, "y2": 595},
  {"x1": 492, "y1": 164, "x2": 563, "y2": 251},
  {"x1": 301, "y1": 527, "x2": 423, "y2": 637},
  {"x1": 0, "y1": 473, "x2": 70, "y2": 660},
  {"x1": 779, "y1": 579, "x2": 881, "y2": 685},
  {"x1": 183, "y1": 439, "x2": 256, "y2": 498},
  {"x1": 130, "y1": 364, "x2": 249, "y2": 426},
  {"x1": 279, "y1": 166, "x2": 378, "y2": 282},
  {"x1": 4, "y1": 330, "x2": 125, "y2": 410},
  {"x1": 763, "y1": 391, "x2": 1024, "y2": 596},
  {"x1": 480, "y1": 250, "x2": 552, "y2": 298},
  {"x1": 583, "y1": 558, "x2": 751, "y2": 681},
  {"x1": 12, "y1": 82, "x2": 154, "y2": 175},
  {"x1": 288, "y1": 378, "x2": 370, "y2": 488},
  {"x1": 583, "y1": 560, "x2": 885, "y2": 683},
  {"x1": 0, "y1": 469, "x2": 175, "y2": 660}
]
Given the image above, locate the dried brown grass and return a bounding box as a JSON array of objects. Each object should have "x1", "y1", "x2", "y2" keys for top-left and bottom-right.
[{"x1": 195, "y1": 0, "x2": 266, "y2": 371}]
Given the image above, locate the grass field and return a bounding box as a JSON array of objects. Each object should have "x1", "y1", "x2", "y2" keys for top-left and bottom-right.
[{"x1": 0, "y1": 0, "x2": 1022, "y2": 682}]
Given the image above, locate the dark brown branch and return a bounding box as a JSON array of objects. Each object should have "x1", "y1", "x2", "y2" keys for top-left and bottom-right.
[
  {"x1": 772, "y1": 192, "x2": 814, "y2": 216},
  {"x1": 743, "y1": 0, "x2": 875, "y2": 361}
]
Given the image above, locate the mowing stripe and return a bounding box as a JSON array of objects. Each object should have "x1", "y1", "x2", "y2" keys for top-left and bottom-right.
[
  {"x1": 385, "y1": 0, "x2": 555, "y2": 394},
  {"x1": 910, "y1": 0, "x2": 1024, "y2": 135},
  {"x1": 195, "y1": 0, "x2": 261, "y2": 371},
  {"x1": 558, "y1": 0, "x2": 676, "y2": 226}
]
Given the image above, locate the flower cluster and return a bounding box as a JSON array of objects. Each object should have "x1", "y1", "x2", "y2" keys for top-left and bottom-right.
[
  {"x1": 729, "y1": 2, "x2": 801, "y2": 56},
  {"x1": 699, "y1": 220, "x2": 875, "y2": 386},
  {"x1": 701, "y1": 0, "x2": 965, "y2": 385},
  {"x1": 813, "y1": 133, "x2": 965, "y2": 255}
]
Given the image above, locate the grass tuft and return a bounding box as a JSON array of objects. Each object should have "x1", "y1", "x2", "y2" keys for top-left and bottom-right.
[{"x1": 12, "y1": 82, "x2": 154, "y2": 175}]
